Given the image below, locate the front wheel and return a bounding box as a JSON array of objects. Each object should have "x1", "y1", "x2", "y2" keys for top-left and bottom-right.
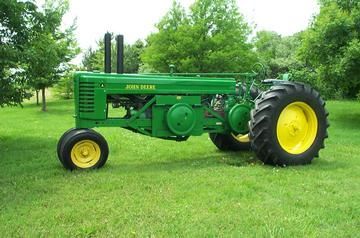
[
  {"x1": 58, "y1": 129, "x2": 109, "y2": 170},
  {"x1": 209, "y1": 133, "x2": 251, "y2": 151},
  {"x1": 57, "y1": 128, "x2": 77, "y2": 165},
  {"x1": 250, "y1": 82, "x2": 329, "y2": 166},
  {"x1": 209, "y1": 85, "x2": 261, "y2": 151}
]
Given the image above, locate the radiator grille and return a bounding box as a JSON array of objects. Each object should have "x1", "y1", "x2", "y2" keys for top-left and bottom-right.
[{"x1": 79, "y1": 82, "x2": 95, "y2": 112}]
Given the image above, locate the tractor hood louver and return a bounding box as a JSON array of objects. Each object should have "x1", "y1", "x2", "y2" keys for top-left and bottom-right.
[{"x1": 79, "y1": 82, "x2": 95, "y2": 112}]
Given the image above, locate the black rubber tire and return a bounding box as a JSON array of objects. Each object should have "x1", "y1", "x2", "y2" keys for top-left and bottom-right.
[
  {"x1": 209, "y1": 133, "x2": 251, "y2": 151},
  {"x1": 57, "y1": 128, "x2": 77, "y2": 164},
  {"x1": 249, "y1": 81, "x2": 329, "y2": 166},
  {"x1": 59, "y1": 129, "x2": 109, "y2": 170}
]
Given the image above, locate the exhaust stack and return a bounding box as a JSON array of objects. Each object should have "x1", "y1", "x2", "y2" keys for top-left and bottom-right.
[{"x1": 104, "y1": 32, "x2": 112, "y2": 73}]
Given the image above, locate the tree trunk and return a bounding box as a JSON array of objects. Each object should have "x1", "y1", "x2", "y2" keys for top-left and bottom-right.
[
  {"x1": 41, "y1": 87, "x2": 46, "y2": 112},
  {"x1": 36, "y1": 90, "x2": 39, "y2": 106}
]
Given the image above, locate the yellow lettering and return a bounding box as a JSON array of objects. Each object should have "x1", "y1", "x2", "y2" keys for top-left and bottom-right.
[{"x1": 125, "y1": 84, "x2": 156, "y2": 90}]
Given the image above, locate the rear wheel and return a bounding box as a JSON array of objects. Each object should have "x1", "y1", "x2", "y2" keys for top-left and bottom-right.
[
  {"x1": 58, "y1": 129, "x2": 109, "y2": 170},
  {"x1": 250, "y1": 82, "x2": 329, "y2": 166}
]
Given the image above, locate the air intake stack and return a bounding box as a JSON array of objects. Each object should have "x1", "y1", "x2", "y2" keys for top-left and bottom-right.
[{"x1": 116, "y1": 35, "x2": 124, "y2": 74}]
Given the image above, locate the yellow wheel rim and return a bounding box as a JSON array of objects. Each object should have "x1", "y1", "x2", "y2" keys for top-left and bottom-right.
[
  {"x1": 231, "y1": 133, "x2": 250, "y2": 143},
  {"x1": 71, "y1": 140, "x2": 101, "y2": 168},
  {"x1": 277, "y1": 102, "x2": 318, "y2": 154}
]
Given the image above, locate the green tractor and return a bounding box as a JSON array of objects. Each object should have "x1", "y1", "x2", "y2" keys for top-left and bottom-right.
[{"x1": 57, "y1": 34, "x2": 329, "y2": 170}]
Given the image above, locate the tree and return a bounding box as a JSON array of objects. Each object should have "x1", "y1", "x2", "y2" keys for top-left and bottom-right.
[
  {"x1": 26, "y1": 0, "x2": 79, "y2": 111},
  {"x1": 142, "y1": 0, "x2": 256, "y2": 73},
  {"x1": 82, "y1": 47, "x2": 103, "y2": 72},
  {"x1": 53, "y1": 66, "x2": 77, "y2": 99},
  {"x1": 82, "y1": 35, "x2": 144, "y2": 73},
  {"x1": 299, "y1": 0, "x2": 360, "y2": 98},
  {"x1": 319, "y1": 0, "x2": 358, "y2": 11},
  {"x1": 124, "y1": 40, "x2": 145, "y2": 73},
  {"x1": 0, "y1": 0, "x2": 40, "y2": 106},
  {"x1": 141, "y1": 1, "x2": 189, "y2": 73},
  {"x1": 253, "y1": 31, "x2": 282, "y2": 63},
  {"x1": 253, "y1": 31, "x2": 302, "y2": 78}
]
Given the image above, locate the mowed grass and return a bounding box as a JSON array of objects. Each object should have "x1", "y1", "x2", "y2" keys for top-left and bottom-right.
[{"x1": 0, "y1": 99, "x2": 359, "y2": 237}]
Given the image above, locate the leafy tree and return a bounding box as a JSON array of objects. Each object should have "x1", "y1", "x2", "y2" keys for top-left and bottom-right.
[
  {"x1": 141, "y1": 1, "x2": 189, "y2": 73},
  {"x1": 82, "y1": 38, "x2": 109, "y2": 72},
  {"x1": 0, "y1": 0, "x2": 40, "y2": 106},
  {"x1": 253, "y1": 31, "x2": 302, "y2": 78},
  {"x1": 82, "y1": 47, "x2": 103, "y2": 72},
  {"x1": 138, "y1": 63, "x2": 159, "y2": 74},
  {"x1": 26, "y1": 0, "x2": 79, "y2": 111},
  {"x1": 54, "y1": 66, "x2": 77, "y2": 99},
  {"x1": 253, "y1": 31, "x2": 281, "y2": 62},
  {"x1": 124, "y1": 40, "x2": 145, "y2": 73},
  {"x1": 299, "y1": 0, "x2": 360, "y2": 98},
  {"x1": 319, "y1": 0, "x2": 358, "y2": 11},
  {"x1": 142, "y1": 0, "x2": 256, "y2": 73}
]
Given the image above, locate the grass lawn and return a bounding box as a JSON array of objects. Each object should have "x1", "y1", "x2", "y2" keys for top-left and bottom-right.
[{"x1": 0, "y1": 99, "x2": 359, "y2": 237}]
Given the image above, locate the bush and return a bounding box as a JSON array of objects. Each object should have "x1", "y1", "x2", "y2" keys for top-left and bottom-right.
[
  {"x1": 357, "y1": 91, "x2": 360, "y2": 101},
  {"x1": 289, "y1": 66, "x2": 344, "y2": 100},
  {"x1": 54, "y1": 72, "x2": 74, "y2": 99}
]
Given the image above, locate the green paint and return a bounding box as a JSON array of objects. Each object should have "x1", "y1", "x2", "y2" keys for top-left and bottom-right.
[
  {"x1": 166, "y1": 103, "x2": 197, "y2": 136},
  {"x1": 74, "y1": 71, "x2": 257, "y2": 140},
  {"x1": 228, "y1": 104, "x2": 251, "y2": 134}
]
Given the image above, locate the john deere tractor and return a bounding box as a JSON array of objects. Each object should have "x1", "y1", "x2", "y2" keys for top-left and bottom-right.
[{"x1": 57, "y1": 34, "x2": 329, "y2": 170}]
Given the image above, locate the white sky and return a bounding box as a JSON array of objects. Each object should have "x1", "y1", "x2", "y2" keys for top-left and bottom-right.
[{"x1": 54, "y1": 0, "x2": 319, "y2": 63}]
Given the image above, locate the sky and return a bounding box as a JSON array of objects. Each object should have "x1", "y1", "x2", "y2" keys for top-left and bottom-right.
[{"x1": 54, "y1": 0, "x2": 319, "y2": 62}]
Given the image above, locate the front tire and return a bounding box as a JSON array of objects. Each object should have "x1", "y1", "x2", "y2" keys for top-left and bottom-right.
[
  {"x1": 209, "y1": 85, "x2": 261, "y2": 151},
  {"x1": 209, "y1": 133, "x2": 251, "y2": 151},
  {"x1": 58, "y1": 129, "x2": 109, "y2": 170},
  {"x1": 250, "y1": 82, "x2": 329, "y2": 166},
  {"x1": 57, "y1": 128, "x2": 77, "y2": 164}
]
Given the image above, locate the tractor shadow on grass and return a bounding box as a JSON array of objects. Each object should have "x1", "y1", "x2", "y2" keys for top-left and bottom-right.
[
  {"x1": 104, "y1": 150, "x2": 260, "y2": 174},
  {"x1": 217, "y1": 151, "x2": 260, "y2": 167},
  {"x1": 309, "y1": 157, "x2": 348, "y2": 170}
]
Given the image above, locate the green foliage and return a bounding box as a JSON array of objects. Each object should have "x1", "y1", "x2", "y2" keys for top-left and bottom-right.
[
  {"x1": 253, "y1": 1, "x2": 360, "y2": 99},
  {"x1": 141, "y1": 1, "x2": 188, "y2": 73},
  {"x1": 0, "y1": 100, "x2": 359, "y2": 236},
  {"x1": 253, "y1": 31, "x2": 281, "y2": 62},
  {"x1": 0, "y1": 0, "x2": 78, "y2": 108},
  {"x1": 319, "y1": 0, "x2": 358, "y2": 10},
  {"x1": 356, "y1": 90, "x2": 360, "y2": 101},
  {"x1": 253, "y1": 31, "x2": 302, "y2": 78},
  {"x1": 25, "y1": 0, "x2": 79, "y2": 111},
  {"x1": 82, "y1": 36, "x2": 144, "y2": 73},
  {"x1": 0, "y1": 0, "x2": 39, "y2": 106},
  {"x1": 125, "y1": 40, "x2": 145, "y2": 73},
  {"x1": 138, "y1": 63, "x2": 159, "y2": 74},
  {"x1": 53, "y1": 69, "x2": 75, "y2": 99},
  {"x1": 142, "y1": 0, "x2": 256, "y2": 73},
  {"x1": 0, "y1": 73, "x2": 32, "y2": 107},
  {"x1": 299, "y1": 0, "x2": 360, "y2": 98},
  {"x1": 288, "y1": 66, "x2": 341, "y2": 99},
  {"x1": 82, "y1": 46, "x2": 103, "y2": 72}
]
